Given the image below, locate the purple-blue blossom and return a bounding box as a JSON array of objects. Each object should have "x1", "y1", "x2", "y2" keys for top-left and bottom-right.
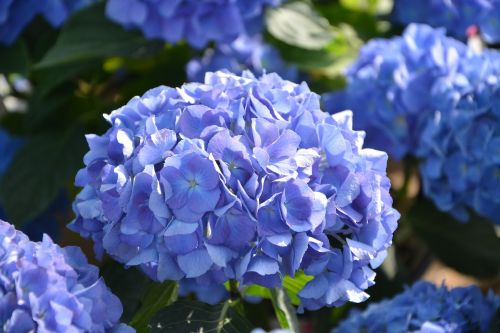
[
  {"x1": 417, "y1": 49, "x2": 500, "y2": 224},
  {"x1": 187, "y1": 35, "x2": 298, "y2": 83},
  {"x1": 0, "y1": 0, "x2": 95, "y2": 45},
  {"x1": 70, "y1": 70, "x2": 399, "y2": 310},
  {"x1": 392, "y1": 0, "x2": 500, "y2": 44},
  {"x1": 106, "y1": 0, "x2": 281, "y2": 49},
  {"x1": 323, "y1": 24, "x2": 469, "y2": 159},
  {"x1": 0, "y1": 220, "x2": 133, "y2": 333},
  {"x1": 332, "y1": 281, "x2": 500, "y2": 333}
]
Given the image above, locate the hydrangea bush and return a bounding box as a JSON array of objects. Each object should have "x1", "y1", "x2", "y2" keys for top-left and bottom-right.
[
  {"x1": 0, "y1": 0, "x2": 499, "y2": 331},
  {"x1": 392, "y1": 0, "x2": 500, "y2": 44},
  {"x1": 70, "y1": 70, "x2": 399, "y2": 311},
  {"x1": 0, "y1": 0, "x2": 95, "y2": 45},
  {"x1": 332, "y1": 281, "x2": 500, "y2": 333},
  {"x1": 106, "y1": 0, "x2": 280, "y2": 48},
  {"x1": 0, "y1": 220, "x2": 133, "y2": 332},
  {"x1": 187, "y1": 35, "x2": 298, "y2": 83}
]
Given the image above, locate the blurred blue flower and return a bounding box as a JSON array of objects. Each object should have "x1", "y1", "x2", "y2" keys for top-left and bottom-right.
[
  {"x1": 324, "y1": 24, "x2": 469, "y2": 159},
  {"x1": 417, "y1": 49, "x2": 500, "y2": 223},
  {"x1": 71, "y1": 71, "x2": 398, "y2": 310},
  {"x1": 0, "y1": 220, "x2": 133, "y2": 332},
  {"x1": 0, "y1": 129, "x2": 23, "y2": 176},
  {"x1": 392, "y1": 0, "x2": 500, "y2": 44},
  {"x1": 252, "y1": 329, "x2": 291, "y2": 333},
  {"x1": 187, "y1": 35, "x2": 298, "y2": 82},
  {"x1": 332, "y1": 281, "x2": 500, "y2": 333},
  {"x1": 106, "y1": 0, "x2": 280, "y2": 49},
  {"x1": 0, "y1": 0, "x2": 95, "y2": 45}
]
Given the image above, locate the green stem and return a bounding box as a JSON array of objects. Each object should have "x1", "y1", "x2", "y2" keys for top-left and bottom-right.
[{"x1": 270, "y1": 287, "x2": 300, "y2": 333}]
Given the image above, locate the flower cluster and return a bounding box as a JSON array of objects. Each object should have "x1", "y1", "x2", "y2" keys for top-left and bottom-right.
[
  {"x1": 392, "y1": 0, "x2": 500, "y2": 44},
  {"x1": 0, "y1": 0, "x2": 95, "y2": 45},
  {"x1": 0, "y1": 220, "x2": 133, "y2": 332},
  {"x1": 324, "y1": 23, "x2": 500, "y2": 224},
  {"x1": 332, "y1": 281, "x2": 500, "y2": 333},
  {"x1": 70, "y1": 71, "x2": 399, "y2": 310},
  {"x1": 187, "y1": 35, "x2": 298, "y2": 83},
  {"x1": 323, "y1": 24, "x2": 468, "y2": 159},
  {"x1": 106, "y1": 0, "x2": 280, "y2": 49},
  {"x1": 252, "y1": 329, "x2": 290, "y2": 333},
  {"x1": 417, "y1": 50, "x2": 500, "y2": 223}
]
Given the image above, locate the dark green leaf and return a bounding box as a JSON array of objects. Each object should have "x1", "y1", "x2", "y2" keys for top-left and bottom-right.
[
  {"x1": 33, "y1": 59, "x2": 100, "y2": 96},
  {"x1": 0, "y1": 40, "x2": 29, "y2": 75},
  {"x1": 148, "y1": 300, "x2": 253, "y2": 333},
  {"x1": 0, "y1": 128, "x2": 86, "y2": 225},
  {"x1": 130, "y1": 281, "x2": 179, "y2": 333},
  {"x1": 407, "y1": 199, "x2": 500, "y2": 278},
  {"x1": 269, "y1": 287, "x2": 300, "y2": 333},
  {"x1": 101, "y1": 261, "x2": 153, "y2": 323},
  {"x1": 35, "y1": 2, "x2": 161, "y2": 69},
  {"x1": 266, "y1": 2, "x2": 334, "y2": 50}
]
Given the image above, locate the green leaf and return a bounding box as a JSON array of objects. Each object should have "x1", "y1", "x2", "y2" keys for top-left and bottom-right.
[
  {"x1": 283, "y1": 272, "x2": 314, "y2": 306},
  {"x1": 243, "y1": 285, "x2": 272, "y2": 300},
  {"x1": 148, "y1": 300, "x2": 253, "y2": 333},
  {"x1": 0, "y1": 128, "x2": 86, "y2": 225},
  {"x1": 266, "y1": 1, "x2": 334, "y2": 50},
  {"x1": 0, "y1": 40, "x2": 29, "y2": 75},
  {"x1": 407, "y1": 199, "x2": 500, "y2": 278},
  {"x1": 35, "y1": 2, "x2": 160, "y2": 69},
  {"x1": 340, "y1": 0, "x2": 393, "y2": 15},
  {"x1": 243, "y1": 272, "x2": 313, "y2": 307},
  {"x1": 130, "y1": 281, "x2": 179, "y2": 333},
  {"x1": 269, "y1": 287, "x2": 300, "y2": 333},
  {"x1": 269, "y1": 22, "x2": 360, "y2": 79}
]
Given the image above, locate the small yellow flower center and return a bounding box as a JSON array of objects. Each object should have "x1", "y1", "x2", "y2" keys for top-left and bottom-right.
[{"x1": 188, "y1": 179, "x2": 198, "y2": 188}]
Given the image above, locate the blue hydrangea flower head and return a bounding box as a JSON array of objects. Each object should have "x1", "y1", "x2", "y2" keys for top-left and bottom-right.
[
  {"x1": 0, "y1": 220, "x2": 133, "y2": 332},
  {"x1": 105, "y1": 0, "x2": 281, "y2": 48},
  {"x1": 332, "y1": 281, "x2": 500, "y2": 333},
  {"x1": 252, "y1": 329, "x2": 291, "y2": 333},
  {"x1": 392, "y1": 0, "x2": 500, "y2": 44},
  {"x1": 187, "y1": 35, "x2": 298, "y2": 83},
  {"x1": 417, "y1": 49, "x2": 500, "y2": 223},
  {"x1": 70, "y1": 70, "x2": 399, "y2": 310},
  {"x1": 0, "y1": 0, "x2": 95, "y2": 45},
  {"x1": 323, "y1": 24, "x2": 469, "y2": 159}
]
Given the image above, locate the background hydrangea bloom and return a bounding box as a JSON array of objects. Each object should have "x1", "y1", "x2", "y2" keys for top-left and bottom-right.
[
  {"x1": 417, "y1": 50, "x2": 500, "y2": 223},
  {"x1": 332, "y1": 281, "x2": 500, "y2": 333},
  {"x1": 105, "y1": 0, "x2": 280, "y2": 48},
  {"x1": 392, "y1": 0, "x2": 500, "y2": 44},
  {"x1": 0, "y1": 0, "x2": 95, "y2": 45},
  {"x1": 70, "y1": 71, "x2": 399, "y2": 310},
  {"x1": 186, "y1": 35, "x2": 298, "y2": 83},
  {"x1": 323, "y1": 24, "x2": 469, "y2": 159},
  {"x1": 0, "y1": 220, "x2": 133, "y2": 332}
]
